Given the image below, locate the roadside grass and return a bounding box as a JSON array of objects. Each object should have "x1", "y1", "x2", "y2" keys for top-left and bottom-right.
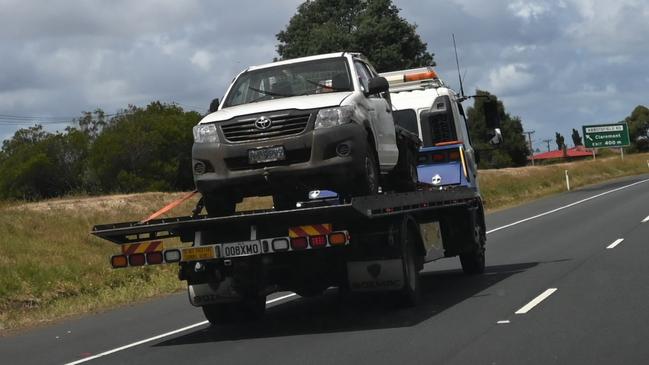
[
  {"x1": 480, "y1": 152, "x2": 649, "y2": 210},
  {"x1": 1, "y1": 152, "x2": 648, "y2": 333}
]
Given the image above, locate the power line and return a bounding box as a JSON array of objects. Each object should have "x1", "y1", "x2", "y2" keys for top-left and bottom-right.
[
  {"x1": 542, "y1": 139, "x2": 553, "y2": 152},
  {"x1": 523, "y1": 130, "x2": 535, "y2": 165}
]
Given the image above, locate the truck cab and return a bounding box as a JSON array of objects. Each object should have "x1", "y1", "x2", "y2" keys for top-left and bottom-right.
[{"x1": 380, "y1": 67, "x2": 479, "y2": 189}]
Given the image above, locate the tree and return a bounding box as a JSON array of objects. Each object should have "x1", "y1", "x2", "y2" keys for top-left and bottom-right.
[
  {"x1": 0, "y1": 125, "x2": 90, "y2": 200},
  {"x1": 75, "y1": 108, "x2": 108, "y2": 141},
  {"x1": 571, "y1": 128, "x2": 582, "y2": 146},
  {"x1": 466, "y1": 90, "x2": 529, "y2": 168},
  {"x1": 88, "y1": 102, "x2": 201, "y2": 193},
  {"x1": 621, "y1": 105, "x2": 649, "y2": 152},
  {"x1": 555, "y1": 132, "x2": 565, "y2": 150},
  {"x1": 276, "y1": 0, "x2": 434, "y2": 72}
]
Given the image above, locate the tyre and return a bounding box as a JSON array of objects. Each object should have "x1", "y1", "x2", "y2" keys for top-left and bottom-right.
[
  {"x1": 354, "y1": 145, "x2": 380, "y2": 196},
  {"x1": 395, "y1": 147, "x2": 418, "y2": 192},
  {"x1": 203, "y1": 194, "x2": 236, "y2": 217},
  {"x1": 460, "y1": 223, "x2": 486, "y2": 275},
  {"x1": 395, "y1": 221, "x2": 422, "y2": 307},
  {"x1": 202, "y1": 295, "x2": 266, "y2": 325}
]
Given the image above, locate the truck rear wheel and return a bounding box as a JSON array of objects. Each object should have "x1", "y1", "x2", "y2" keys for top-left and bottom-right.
[
  {"x1": 395, "y1": 221, "x2": 422, "y2": 307},
  {"x1": 460, "y1": 224, "x2": 486, "y2": 275},
  {"x1": 201, "y1": 295, "x2": 266, "y2": 325}
]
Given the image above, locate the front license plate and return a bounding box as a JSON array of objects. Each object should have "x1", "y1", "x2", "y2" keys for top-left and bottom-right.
[
  {"x1": 182, "y1": 246, "x2": 216, "y2": 261},
  {"x1": 222, "y1": 241, "x2": 262, "y2": 258},
  {"x1": 248, "y1": 146, "x2": 285, "y2": 164}
]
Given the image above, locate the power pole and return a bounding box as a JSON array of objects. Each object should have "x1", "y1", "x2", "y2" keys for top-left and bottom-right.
[
  {"x1": 542, "y1": 139, "x2": 552, "y2": 152},
  {"x1": 524, "y1": 130, "x2": 535, "y2": 165}
]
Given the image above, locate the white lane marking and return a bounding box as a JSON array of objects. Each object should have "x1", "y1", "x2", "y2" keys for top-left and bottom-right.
[
  {"x1": 64, "y1": 293, "x2": 298, "y2": 365},
  {"x1": 266, "y1": 293, "x2": 297, "y2": 304},
  {"x1": 642, "y1": 215, "x2": 649, "y2": 223},
  {"x1": 515, "y1": 288, "x2": 557, "y2": 314},
  {"x1": 606, "y1": 238, "x2": 624, "y2": 249},
  {"x1": 496, "y1": 320, "x2": 510, "y2": 324},
  {"x1": 487, "y1": 178, "x2": 649, "y2": 235}
]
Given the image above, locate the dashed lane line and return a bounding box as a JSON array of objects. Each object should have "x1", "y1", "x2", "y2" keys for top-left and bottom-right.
[
  {"x1": 515, "y1": 288, "x2": 558, "y2": 315},
  {"x1": 606, "y1": 238, "x2": 625, "y2": 249}
]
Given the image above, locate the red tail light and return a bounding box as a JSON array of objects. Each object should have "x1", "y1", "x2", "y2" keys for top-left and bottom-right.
[
  {"x1": 291, "y1": 237, "x2": 308, "y2": 250},
  {"x1": 310, "y1": 235, "x2": 327, "y2": 248},
  {"x1": 448, "y1": 150, "x2": 461, "y2": 161},
  {"x1": 146, "y1": 251, "x2": 163, "y2": 265},
  {"x1": 129, "y1": 253, "x2": 146, "y2": 266}
]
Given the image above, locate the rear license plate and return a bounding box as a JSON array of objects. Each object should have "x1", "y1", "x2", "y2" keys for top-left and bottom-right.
[
  {"x1": 182, "y1": 246, "x2": 216, "y2": 261},
  {"x1": 248, "y1": 146, "x2": 285, "y2": 164},
  {"x1": 222, "y1": 241, "x2": 262, "y2": 258}
]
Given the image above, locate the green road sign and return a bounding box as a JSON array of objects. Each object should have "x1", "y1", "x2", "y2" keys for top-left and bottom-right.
[{"x1": 582, "y1": 123, "x2": 630, "y2": 148}]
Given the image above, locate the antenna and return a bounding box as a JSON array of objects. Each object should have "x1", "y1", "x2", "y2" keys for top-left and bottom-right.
[{"x1": 452, "y1": 33, "x2": 465, "y2": 99}]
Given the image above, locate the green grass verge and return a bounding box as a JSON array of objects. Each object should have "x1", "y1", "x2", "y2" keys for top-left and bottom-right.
[
  {"x1": 480, "y1": 152, "x2": 649, "y2": 210},
  {"x1": 1, "y1": 152, "x2": 648, "y2": 333}
]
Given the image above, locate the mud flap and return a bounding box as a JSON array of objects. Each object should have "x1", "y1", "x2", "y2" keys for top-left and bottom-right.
[
  {"x1": 187, "y1": 277, "x2": 242, "y2": 306},
  {"x1": 347, "y1": 259, "x2": 405, "y2": 292}
]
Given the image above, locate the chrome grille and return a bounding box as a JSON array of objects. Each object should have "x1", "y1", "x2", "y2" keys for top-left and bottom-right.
[{"x1": 221, "y1": 113, "x2": 310, "y2": 142}]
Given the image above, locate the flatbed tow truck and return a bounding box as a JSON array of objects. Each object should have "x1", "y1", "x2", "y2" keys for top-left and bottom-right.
[{"x1": 91, "y1": 67, "x2": 500, "y2": 324}]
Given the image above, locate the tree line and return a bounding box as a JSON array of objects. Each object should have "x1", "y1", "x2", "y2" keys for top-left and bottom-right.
[{"x1": 0, "y1": 102, "x2": 201, "y2": 200}]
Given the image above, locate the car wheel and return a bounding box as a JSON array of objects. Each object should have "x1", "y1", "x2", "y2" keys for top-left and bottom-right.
[
  {"x1": 203, "y1": 194, "x2": 236, "y2": 217},
  {"x1": 354, "y1": 145, "x2": 380, "y2": 196},
  {"x1": 397, "y1": 148, "x2": 419, "y2": 192}
]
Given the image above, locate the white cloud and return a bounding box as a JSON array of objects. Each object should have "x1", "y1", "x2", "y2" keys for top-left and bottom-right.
[
  {"x1": 191, "y1": 50, "x2": 214, "y2": 71},
  {"x1": 487, "y1": 63, "x2": 535, "y2": 94},
  {"x1": 508, "y1": 0, "x2": 550, "y2": 20}
]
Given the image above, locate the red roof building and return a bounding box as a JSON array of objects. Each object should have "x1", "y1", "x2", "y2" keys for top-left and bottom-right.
[{"x1": 529, "y1": 146, "x2": 594, "y2": 161}]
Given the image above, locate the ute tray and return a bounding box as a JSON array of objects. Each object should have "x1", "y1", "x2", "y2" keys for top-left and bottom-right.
[{"x1": 92, "y1": 186, "x2": 479, "y2": 244}]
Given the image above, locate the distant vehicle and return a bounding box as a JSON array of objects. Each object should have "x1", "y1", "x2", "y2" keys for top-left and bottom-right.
[{"x1": 191, "y1": 52, "x2": 420, "y2": 215}]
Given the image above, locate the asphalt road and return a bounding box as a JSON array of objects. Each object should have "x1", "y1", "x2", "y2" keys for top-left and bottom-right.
[{"x1": 3, "y1": 173, "x2": 649, "y2": 365}]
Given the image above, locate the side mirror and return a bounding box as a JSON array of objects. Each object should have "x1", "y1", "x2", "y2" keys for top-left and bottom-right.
[
  {"x1": 367, "y1": 77, "x2": 389, "y2": 95},
  {"x1": 208, "y1": 98, "x2": 220, "y2": 114},
  {"x1": 489, "y1": 128, "x2": 503, "y2": 145}
]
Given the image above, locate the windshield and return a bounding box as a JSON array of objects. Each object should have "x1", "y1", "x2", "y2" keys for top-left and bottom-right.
[{"x1": 223, "y1": 57, "x2": 352, "y2": 108}]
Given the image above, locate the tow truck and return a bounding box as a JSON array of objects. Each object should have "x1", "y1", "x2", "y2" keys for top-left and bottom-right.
[{"x1": 91, "y1": 68, "x2": 502, "y2": 324}]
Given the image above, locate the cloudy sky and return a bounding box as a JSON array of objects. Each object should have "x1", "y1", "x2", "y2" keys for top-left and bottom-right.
[{"x1": 1, "y1": 0, "x2": 647, "y2": 151}]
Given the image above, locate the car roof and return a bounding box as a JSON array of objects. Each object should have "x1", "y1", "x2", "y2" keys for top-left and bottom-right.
[{"x1": 247, "y1": 52, "x2": 363, "y2": 71}]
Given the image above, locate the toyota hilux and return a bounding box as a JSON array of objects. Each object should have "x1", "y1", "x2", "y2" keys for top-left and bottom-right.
[{"x1": 192, "y1": 52, "x2": 419, "y2": 215}]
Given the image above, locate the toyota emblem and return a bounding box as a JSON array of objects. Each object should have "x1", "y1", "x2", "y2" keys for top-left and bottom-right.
[{"x1": 254, "y1": 116, "x2": 272, "y2": 130}]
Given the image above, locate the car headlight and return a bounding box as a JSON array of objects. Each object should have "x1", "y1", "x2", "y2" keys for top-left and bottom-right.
[
  {"x1": 314, "y1": 106, "x2": 354, "y2": 129},
  {"x1": 193, "y1": 124, "x2": 219, "y2": 143}
]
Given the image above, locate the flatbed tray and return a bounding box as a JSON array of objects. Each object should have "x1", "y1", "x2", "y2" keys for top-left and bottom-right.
[{"x1": 92, "y1": 186, "x2": 479, "y2": 244}]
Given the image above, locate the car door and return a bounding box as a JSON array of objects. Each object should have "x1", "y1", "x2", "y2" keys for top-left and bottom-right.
[{"x1": 354, "y1": 61, "x2": 398, "y2": 170}]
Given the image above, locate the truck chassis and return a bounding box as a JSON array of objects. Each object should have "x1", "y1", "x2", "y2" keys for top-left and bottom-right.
[{"x1": 93, "y1": 185, "x2": 486, "y2": 324}]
